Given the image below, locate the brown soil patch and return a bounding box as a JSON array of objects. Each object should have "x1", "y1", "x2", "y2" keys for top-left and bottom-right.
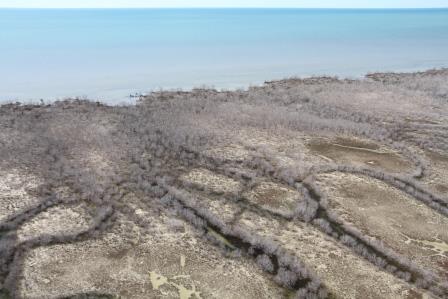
[{"x1": 308, "y1": 138, "x2": 413, "y2": 173}]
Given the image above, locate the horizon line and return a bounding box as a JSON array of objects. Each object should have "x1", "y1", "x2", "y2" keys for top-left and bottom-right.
[{"x1": 1, "y1": 7, "x2": 448, "y2": 9}]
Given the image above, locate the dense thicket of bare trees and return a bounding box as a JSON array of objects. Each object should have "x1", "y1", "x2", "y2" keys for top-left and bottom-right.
[{"x1": 1, "y1": 69, "x2": 448, "y2": 298}]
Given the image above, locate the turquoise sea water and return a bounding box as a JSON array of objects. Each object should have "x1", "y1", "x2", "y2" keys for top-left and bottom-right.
[{"x1": 1, "y1": 9, "x2": 448, "y2": 103}]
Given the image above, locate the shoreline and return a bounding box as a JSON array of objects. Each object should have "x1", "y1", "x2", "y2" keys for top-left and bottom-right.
[
  {"x1": 3, "y1": 8, "x2": 447, "y2": 105},
  {"x1": 2, "y1": 67, "x2": 448, "y2": 106}
]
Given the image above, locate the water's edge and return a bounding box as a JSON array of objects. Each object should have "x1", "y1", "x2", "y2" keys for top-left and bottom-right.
[{"x1": 2, "y1": 67, "x2": 447, "y2": 106}]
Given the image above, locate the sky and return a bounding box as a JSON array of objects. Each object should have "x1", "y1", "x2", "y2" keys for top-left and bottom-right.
[{"x1": 0, "y1": 0, "x2": 447, "y2": 8}]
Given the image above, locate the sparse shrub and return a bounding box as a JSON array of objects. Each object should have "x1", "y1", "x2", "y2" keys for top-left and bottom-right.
[{"x1": 256, "y1": 254, "x2": 275, "y2": 273}]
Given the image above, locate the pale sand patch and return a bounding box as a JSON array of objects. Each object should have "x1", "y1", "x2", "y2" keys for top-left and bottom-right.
[
  {"x1": 243, "y1": 182, "x2": 300, "y2": 217},
  {"x1": 17, "y1": 203, "x2": 92, "y2": 242},
  {"x1": 180, "y1": 168, "x2": 242, "y2": 195},
  {"x1": 237, "y1": 210, "x2": 429, "y2": 299},
  {"x1": 0, "y1": 169, "x2": 42, "y2": 223}
]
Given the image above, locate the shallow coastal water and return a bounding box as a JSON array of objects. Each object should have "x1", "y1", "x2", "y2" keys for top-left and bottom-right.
[{"x1": 1, "y1": 8, "x2": 448, "y2": 104}]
